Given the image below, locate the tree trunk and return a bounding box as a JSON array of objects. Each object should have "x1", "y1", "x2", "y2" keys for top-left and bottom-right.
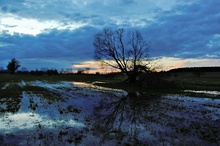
[{"x1": 124, "y1": 72, "x2": 137, "y2": 83}]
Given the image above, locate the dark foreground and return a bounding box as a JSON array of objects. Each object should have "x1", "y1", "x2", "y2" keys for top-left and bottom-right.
[{"x1": 0, "y1": 78, "x2": 219, "y2": 145}]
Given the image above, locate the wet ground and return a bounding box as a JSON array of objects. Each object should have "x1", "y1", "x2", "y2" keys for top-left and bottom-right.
[{"x1": 0, "y1": 81, "x2": 220, "y2": 145}]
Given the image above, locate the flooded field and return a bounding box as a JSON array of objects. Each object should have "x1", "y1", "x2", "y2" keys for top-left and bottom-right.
[{"x1": 0, "y1": 81, "x2": 220, "y2": 145}]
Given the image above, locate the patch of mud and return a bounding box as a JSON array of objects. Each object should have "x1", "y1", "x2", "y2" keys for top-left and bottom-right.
[{"x1": 1, "y1": 83, "x2": 11, "y2": 90}]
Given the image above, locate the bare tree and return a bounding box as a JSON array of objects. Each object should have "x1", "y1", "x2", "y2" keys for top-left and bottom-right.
[{"x1": 94, "y1": 28, "x2": 150, "y2": 83}]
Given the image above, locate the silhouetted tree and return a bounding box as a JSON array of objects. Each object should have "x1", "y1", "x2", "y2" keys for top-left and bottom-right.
[
  {"x1": 7, "y1": 58, "x2": 20, "y2": 74},
  {"x1": 46, "y1": 69, "x2": 59, "y2": 75},
  {"x1": 0, "y1": 67, "x2": 7, "y2": 74},
  {"x1": 85, "y1": 67, "x2": 90, "y2": 74},
  {"x1": 94, "y1": 28, "x2": 151, "y2": 83},
  {"x1": 77, "y1": 69, "x2": 84, "y2": 75}
]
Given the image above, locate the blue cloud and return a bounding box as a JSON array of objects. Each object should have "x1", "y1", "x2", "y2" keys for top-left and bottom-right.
[
  {"x1": 0, "y1": 0, "x2": 219, "y2": 70},
  {"x1": 140, "y1": 0, "x2": 220, "y2": 59},
  {"x1": 0, "y1": 26, "x2": 99, "y2": 70}
]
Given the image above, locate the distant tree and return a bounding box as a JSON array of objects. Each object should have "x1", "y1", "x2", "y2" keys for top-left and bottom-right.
[
  {"x1": 85, "y1": 67, "x2": 90, "y2": 74},
  {"x1": 40, "y1": 67, "x2": 48, "y2": 72},
  {"x1": 94, "y1": 28, "x2": 151, "y2": 83},
  {"x1": 0, "y1": 67, "x2": 6, "y2": 74},
  {"x1": 17, "y1": 67, "x2": 29, "y2": 74},
  {"x1": 7, "y1": 58, "x2": 20, "y2": 74},
  {"x1": 46, "y1": 69, "x2": 59, "y2": 75},
  {"x1": 66, "y1": 68, "x2": 73, "y2": 74},
  {"x1": 21, "y1": 67, "x2": 28, "y2": 72},
  {"x1": 60, "y1": 68, "x2": 65, "y2": 74},
  {"x1": 77, "y1": 69, "x2": 85, "y2": 75}
]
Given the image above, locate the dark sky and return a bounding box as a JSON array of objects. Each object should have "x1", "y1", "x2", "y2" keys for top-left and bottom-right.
[{"x1": 0, "y1": 0, "x2": 219, "y2": 72}]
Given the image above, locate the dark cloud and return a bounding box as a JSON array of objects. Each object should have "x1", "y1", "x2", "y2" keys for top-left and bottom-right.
[
  {"x1": 0, "y1": 26, "x2": 99, "y2": 70},
  {"x1": 0, "y1": 0, "x2": 219, "y2": 70},
  {"x1": 140, "y1": 0, "x2": 220, "y2": 59}
]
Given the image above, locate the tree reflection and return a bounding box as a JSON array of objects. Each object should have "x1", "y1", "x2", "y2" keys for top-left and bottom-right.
[{"x1": 92, "y1": 92, "x2": 161, "y2": 144}]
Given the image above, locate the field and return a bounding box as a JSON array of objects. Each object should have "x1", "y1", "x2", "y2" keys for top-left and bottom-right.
[{"x1": 0, "y1": 74, "x2": 219, "y2": 145}]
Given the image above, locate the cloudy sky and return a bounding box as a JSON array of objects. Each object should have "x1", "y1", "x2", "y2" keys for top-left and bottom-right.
[{"x1": 0, "y1": 0, "x2": 219, "y2": 72}]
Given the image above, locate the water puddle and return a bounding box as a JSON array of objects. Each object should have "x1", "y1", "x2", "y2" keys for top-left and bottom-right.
[
  {"x1": 185, "y1": 90, "x2": 220, "y2": 96},
  {"x1": 0, "y1": 81, "x2": 219, "y2": 145},
  {"x1": 0, "y1": 92, "x2": 85, "y2": 133},
  {"x1": 72, "y1": 81, "x2": 128, "y2": 96}
]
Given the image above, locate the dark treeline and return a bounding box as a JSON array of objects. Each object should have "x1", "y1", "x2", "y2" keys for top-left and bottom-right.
[
  {"x1": 0, "y1": 69, "x2": 59, "y2": 76},
  {"x1": 30, "y1": 69, "x2": 59, "y2": 76},
  {"x1": 168, "y1": 67, "x2": 220, "y2": 73}
]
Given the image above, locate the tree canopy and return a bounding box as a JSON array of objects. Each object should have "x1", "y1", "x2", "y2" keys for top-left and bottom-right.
[
  {"x1": 93, "y1": 28, "x2": 151, "y2": 82},
  {"x1": 7, "y1": 58, "x2": 20, "y2": 74}
]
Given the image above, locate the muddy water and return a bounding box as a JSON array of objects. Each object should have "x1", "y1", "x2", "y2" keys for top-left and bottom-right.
[{"x1": 0, "y1": 81, "x2": 219, "y2": 145}]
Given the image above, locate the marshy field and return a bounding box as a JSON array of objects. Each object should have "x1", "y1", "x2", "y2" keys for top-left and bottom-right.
[{"x1": 0, "y1": 74, "x2": 219, "y2": 145}]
